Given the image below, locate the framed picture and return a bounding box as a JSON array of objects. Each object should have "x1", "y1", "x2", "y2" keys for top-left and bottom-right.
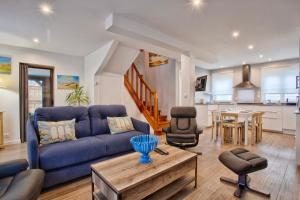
[
  {"x1": 149, "y1": 52, "x2": 168, "y2": 67},
  {"x1": 57, "y1": 75, "x2": 79, "y2": 90},
  {"x1": 195, "y1": 75, "x2": 207, "y2": 91},
  {"x1": 0, "y1": 56, "x2": 12, "y2": 74}
]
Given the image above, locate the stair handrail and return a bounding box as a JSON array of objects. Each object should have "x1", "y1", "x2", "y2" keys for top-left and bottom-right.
[{"x1": 124, "y1": 63, "x2": 159, "y2": 129}]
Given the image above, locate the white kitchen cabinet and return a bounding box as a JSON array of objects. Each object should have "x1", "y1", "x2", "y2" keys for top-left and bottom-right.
[
  {"x1": 256, "y1": 106, "x2": 283, "y2": 132},
  {"x1": 282, "y1": 106, "x2": 297, "y2": 131},
  {"x1": 195, "y1": 105, "x2": 208, "y2": 127}
]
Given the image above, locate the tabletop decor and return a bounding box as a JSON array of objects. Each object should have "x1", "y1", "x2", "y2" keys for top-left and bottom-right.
[{"x1": 130, "y1": 134, "x2": 159, "y2": 164}]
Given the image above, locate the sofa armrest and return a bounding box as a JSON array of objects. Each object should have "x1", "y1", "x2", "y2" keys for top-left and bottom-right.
[
  {"x1": 195, "y1": 127, "x2": 203, "y2": 135},
  {"x1": 0, "y1": 159, "x2": 28, "y2": 178},
  {"x1": 26, "y1": 119, "x2": 40, "y2": 169},
  {"x1": 131, "y1": 118, "x2": 150, "y2": 134}
]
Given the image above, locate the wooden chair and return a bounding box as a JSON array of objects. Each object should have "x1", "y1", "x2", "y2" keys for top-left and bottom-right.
[
  {"x1": 211, "y1": 111, "x2": 221, "y2": 142},
  {"x1": 250, "y1": 112, "x2": 264, "y2": 145},
  {"x1": 220, "y1": 113, "x2": 245, "y2": 145}
]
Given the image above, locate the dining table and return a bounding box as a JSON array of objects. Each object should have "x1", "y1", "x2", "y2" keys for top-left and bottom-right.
[{"x1": 212, "y1": 109, "x2": 259, "y2": 145}]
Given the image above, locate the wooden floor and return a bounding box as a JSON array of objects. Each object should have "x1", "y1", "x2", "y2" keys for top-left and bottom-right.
[{"x1": 0, "y1": 129, "x2": 299, "y2": 200}]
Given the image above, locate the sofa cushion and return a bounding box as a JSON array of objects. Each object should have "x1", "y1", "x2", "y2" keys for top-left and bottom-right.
[
  {"x1": 34, "y1": 106, "x2": 91, "y2": 138},
  {"x1": 107, "y1": 117, "x2": 134, "y2": 134},
  {"x1": 89, "y1": 105, "x2": 128, "y2": 135},
  {"x1": 39, "y1": 137, "x2": 106, "y2": 171},
  {"x1": 95, "y1": 131, "x2": 143, "y2": 156},
  {"x1": 38, "y1": 119, "x2": 77, "y2": 145}
]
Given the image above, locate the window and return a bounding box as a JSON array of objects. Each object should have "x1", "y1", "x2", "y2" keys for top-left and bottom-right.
[
  {"x1": 261, "y1": 64, "x2": 299, "y2": 103},
  {"x1": 212, "y1": 71, "x2": 233, "y2": 102}
]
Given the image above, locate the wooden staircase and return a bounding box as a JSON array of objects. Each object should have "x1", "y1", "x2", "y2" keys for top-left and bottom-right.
[{"x1": 124, "y1": 63, "x2": 170, "y2": 135}]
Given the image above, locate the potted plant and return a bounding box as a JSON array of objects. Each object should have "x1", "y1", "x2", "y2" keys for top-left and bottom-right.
[{"x1": 65, "y1": 86, "x2": 89, "y2": 106}]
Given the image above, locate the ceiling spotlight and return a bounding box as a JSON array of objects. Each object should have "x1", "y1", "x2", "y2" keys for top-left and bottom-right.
[
  {"x1": 192, "y1": 0, "x2": 202, "y2": 7},
  {"x1": 259, "y1": 54, "x2": 264, "y2": 58},
  {"x1": 248, "y1": 45, "x2": 254, "y2": 50},
  {"x1": 232, "y1": 31, "x2": 239, "y2": 38},
  {"x1": 40, "y1": 3, "x2": 53, "y2": 15},
  {"x1": 268, "y1": 58, "x2": 272, "y2": 61},
  {"x1": 242, "y1": 62, "x2": 246, "y2": 65},
  {"x1": 33, "y1": 38, "x2": 39, "y2": 43}
]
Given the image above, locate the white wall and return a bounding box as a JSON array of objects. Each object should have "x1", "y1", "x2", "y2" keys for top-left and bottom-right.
[
  {"x1": 179, "y1": 54, "x2": 195, "y2": 106},
  {"x1": 0, "y1": 44, "x2": 84, "y2": 144},
  {"x1": 84, "y1": 41, "x2": 118, "y2": 104}
]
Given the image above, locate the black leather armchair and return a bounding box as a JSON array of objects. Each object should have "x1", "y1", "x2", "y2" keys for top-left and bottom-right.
[
  {"x1": 0, "y1": 159, "x2": 44, "y2": 200},
  {"x1": 163, "y1": 107, "x2": 203, "y2": 154}
]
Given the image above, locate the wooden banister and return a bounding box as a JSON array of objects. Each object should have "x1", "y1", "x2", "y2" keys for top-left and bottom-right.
[{"x1": 124, "y1": 63, "x2": 166, "y2": 134}]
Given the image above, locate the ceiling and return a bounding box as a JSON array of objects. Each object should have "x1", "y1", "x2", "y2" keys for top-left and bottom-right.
[{"x1": 0, "y1": 0, "x2": 299, "y2": 69}]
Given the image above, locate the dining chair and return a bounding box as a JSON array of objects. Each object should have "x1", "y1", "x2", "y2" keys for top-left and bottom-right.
[
  {"x1": 250, "y1": 112, "x2": 264, "y2": 144},
  {"x1": 220, "y1": 113, "x2": 245, "y2": 145},
  {"x1": 211, "y1": 111, "x2": 221, "y2": 142}
]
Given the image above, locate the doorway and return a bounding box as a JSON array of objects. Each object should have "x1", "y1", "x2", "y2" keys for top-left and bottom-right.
[{"x1": 19, "y1": 63, "x2": 54, "y2": 142}]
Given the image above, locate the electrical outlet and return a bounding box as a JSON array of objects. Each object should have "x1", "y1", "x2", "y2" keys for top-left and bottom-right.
[{"x1": 4, "y1": 132, "x2": 9, "y2": 138}]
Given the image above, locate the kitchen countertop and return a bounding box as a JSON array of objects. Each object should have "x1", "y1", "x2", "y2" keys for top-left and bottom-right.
[{"x1": 195, "y1": 102, "x2": 297, "y2": 106}]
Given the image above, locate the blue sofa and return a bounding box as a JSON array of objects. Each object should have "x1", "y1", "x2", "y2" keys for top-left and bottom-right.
[{"x1": 27, "y1": 105, "x2": 150, "y2": 188}]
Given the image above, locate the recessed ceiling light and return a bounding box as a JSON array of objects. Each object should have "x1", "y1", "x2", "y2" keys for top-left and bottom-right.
[
  {"x1": 33, "y1": 38, "x2": 39, "y2": 43},
  {"x1": 259, "y1": 54, "x2": 264, "y2": 58},
  {"x1": 242, "y1": 62, "x2": 246, "y2": 65},
  {"x1": 191, "y1": 0, "x2": 203, "y2": 8},
  {"x1": 39, "y1": 3, "x2": 53, "y2": 15},
  {"x1": 232, "y1": 31, "x2": 239, "y2": 38},
  {"x1": 248, "y1": 45, "x2": 254, "y2": 50},
  {"x1": 268, "y1": 58, "x2": 272, "y2": 61}
]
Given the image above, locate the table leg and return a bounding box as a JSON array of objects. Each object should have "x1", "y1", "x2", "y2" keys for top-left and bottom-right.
[
  {"x1": 91, "y1": 175, "x2": 95, "y2": 200},
  {"x1": 244, "y1": 118, "x2": 249, "y2": 145},
  {"x1": 194, "y1": 157, "x2": 198, "y2": 189}
]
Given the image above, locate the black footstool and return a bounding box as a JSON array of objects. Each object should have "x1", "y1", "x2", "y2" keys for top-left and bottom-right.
[{"x1": 218, "y1": 148, "x2": 270, "y2": 198}]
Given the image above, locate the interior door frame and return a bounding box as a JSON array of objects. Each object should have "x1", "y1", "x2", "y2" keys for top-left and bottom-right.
[{"x1": 19, "y1": 63, "x2": 55, "y2": 143}]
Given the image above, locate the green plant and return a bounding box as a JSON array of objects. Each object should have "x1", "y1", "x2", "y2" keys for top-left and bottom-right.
[{"x1": 65, "y1": 86, "x2": 89, "y2": 106}]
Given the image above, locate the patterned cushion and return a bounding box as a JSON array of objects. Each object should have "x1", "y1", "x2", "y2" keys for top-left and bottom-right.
[
  {"x1": 107, "y1": 117, "x2": 134, "y2": 134},
  {"x1": 38, "y1": 119, "x2": 77, "y2": 145}
]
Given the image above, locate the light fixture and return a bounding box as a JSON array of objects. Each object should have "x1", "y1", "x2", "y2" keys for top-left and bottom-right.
[
  {"x1": 248, "y1": 45, "x2": 254, "y2": 50},
  {"x1": 39, "y1": 3, "x2": 53, "y2": 15},
  {"x1": 33, "y1": 38, "x2": 39, "y2": 43},
  {"x1": 242, "y1": 62, "x2": 246, "y2": 65},
  {"x1": 220, "y1": 66, "x2": 225, "y2": 68},
  {"x1": 259, "y1": 54, "x2": 264, "y2": 58},
  {"x1": 268, "y1": 58, "x2": 272, "y2": 61},
  {"x1": 232, "y1": 31, "x2": 239, "y2": 38},
  {"x1": 191, "y1": 0, "x2": 203, "y2": 8}
]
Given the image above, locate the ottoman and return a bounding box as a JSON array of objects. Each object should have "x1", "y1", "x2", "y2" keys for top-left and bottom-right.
[{"x1": 218, "y1": 148, "x2": 270, "y2": 198}]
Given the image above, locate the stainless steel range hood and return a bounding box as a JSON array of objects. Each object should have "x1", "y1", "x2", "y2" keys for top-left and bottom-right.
[{"x1": 234, "y1": 64, "x2": 259, "y2": 89}]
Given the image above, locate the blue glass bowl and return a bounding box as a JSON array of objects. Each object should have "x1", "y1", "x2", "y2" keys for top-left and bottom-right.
[{"x1": 130, "y1": 134, "x2": 159, "y2": 164}]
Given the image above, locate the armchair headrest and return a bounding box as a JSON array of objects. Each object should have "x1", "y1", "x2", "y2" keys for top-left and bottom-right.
[{"x1": 170, "y1": 107, "x2": 196, "y2": 118}]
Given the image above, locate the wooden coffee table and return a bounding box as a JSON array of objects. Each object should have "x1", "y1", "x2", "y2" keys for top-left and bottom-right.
[{"x1": 91, "y1": 144, "x2": 197, "y2": 200}]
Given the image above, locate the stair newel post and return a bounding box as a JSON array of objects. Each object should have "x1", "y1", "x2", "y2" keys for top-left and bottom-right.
[
  {"x1": 150, "y1": 92, "x2": 153, "y2": 114},
  {"x1": 131, "y1": 64, "x2": 134, "y2": 85},
  {"x1": 140, "y1": 75, "x2": 143, "y2": 102},
  {"x1": 154, "y1": 92, "x2": 159, "y2": 131},
  {"x1": 136, "y1": 72, "x2": 139, "y2": 95}
]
